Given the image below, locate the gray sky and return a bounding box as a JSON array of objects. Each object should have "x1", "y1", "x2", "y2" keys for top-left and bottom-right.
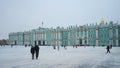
[{"x1": 0, "y1": 0, "x2": 120, "y2": 39}]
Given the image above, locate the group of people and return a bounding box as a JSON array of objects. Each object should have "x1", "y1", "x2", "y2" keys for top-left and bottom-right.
[
  {"x1": 30, "y1": 45, "x2": 39, "y2": 60},
  {"x1": 30, "y1": 44, "x2": 112, "y2": 60}
]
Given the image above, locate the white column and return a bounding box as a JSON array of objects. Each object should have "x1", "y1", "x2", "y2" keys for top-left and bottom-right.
[
  {"x1": 68, "y1": 40, "x2": 70, "y2": 46},
  {"x1": 96, "y1": 29, "x2": 99, "y2": 46},
  {"x1": 82, "y1": 40, "x2": 84, "y2": 45},
  {"x1": 77, "y1": 35, "x2": 79, "y2": 45},
  {"x1": 112, "y1": 40, "x2": 113, "y2": 45},
  {"x1": 43, "y1": 31, "x2": 44, "y2": 40},
  {"x1": 110, "y1": 28, "x2": 112, "y2": 39},
  {"x1": 50, "y1": 33, "x2": 52, "y2": 45},
  {"x1": 69, "y1": 32, "x2": 70, "y2": 45},
  {"x1": 109, "y1": 28, "x2": 113, "y2": 45},
  {"x1": 76, "y1": 30, "x2": 78, "y2": 44},
  {"x1": 82, "y1": 31, "x2": 85, "y2": 44},
  {"x1": 109, "y1": 39, "x2": 113, "y2": 45},
  {"x1": 53, "y1": 33, "x2": 54, "y2": 45},
  {"x1": 56, "y1": 41, "x2": 57, "y2": 46},
  {"x1": 57, "y1": 31, "x2": 59, "y2": 46},
  {"x1": 116, "y1": 28, "x2": 118, "y2": 46},
  {"x1": 86, "y1": 30, "x2": 88, "y2": 44},
  {"x1": 41, "y1": 33, "x2": 42, "y2": 40},
  {"x1": 57, "y1": 32, "x2": 59, "y2": 45},
  {"x1": 44, "y1": 33, "x2": 45, "y2": 41},
  {"x1": 116, "y1": 40, "x2": 118, "y2": 47},
  {"x1": 109, "y1": 40, "x2": 111, "y2": 45},
  {"x1": 116, "y1": 28, "x2": 118, "y2": 38},
  {"x1": 96, "y1": 30, "x2": 98, "y2": 39},
  {"x1": 96, "y1": 40, "x2": 98, "y2": 46},
  {"x1": 58, "y1": 40, "x2": 60, "y2": 46},
  {"x1": 76, "y1": 30, "x2": 79, "y2": 44},
  {"x1": 56, "y1": 32, "x2": 57, "y2": 40}
]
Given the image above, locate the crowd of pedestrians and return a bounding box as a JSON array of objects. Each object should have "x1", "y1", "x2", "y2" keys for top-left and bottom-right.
[{"x1": 29, "y1": 44, "x2": 112, "y2": 60}]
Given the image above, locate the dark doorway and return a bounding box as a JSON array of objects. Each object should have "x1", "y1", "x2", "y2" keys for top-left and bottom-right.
[
  {"x1": 38, "y1": 40, "x2": 41, "y2": 45},
  {"x1": 43, "y1": 41, "x2": 45, "y2": 45},
  {"x1": 79, "y1": 39, "x2": 82, "y2": 45},
  {"x1": 14, "y1": 40, "x2": 17, "y2": 45},
  {"x1": 35, "y1": 41, "x2": 37, "y2": 45}
]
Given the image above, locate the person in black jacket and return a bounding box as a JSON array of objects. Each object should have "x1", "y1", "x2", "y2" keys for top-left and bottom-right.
[
  {"x1": 34, "y1": 45, "x2": 39, "y2": 59},
  {"x1": 106, "y1": 45, "x2": 110, "y2": 53},
  {"x1": 30, "y1": 46, "x2": 35, "y2": 59}
]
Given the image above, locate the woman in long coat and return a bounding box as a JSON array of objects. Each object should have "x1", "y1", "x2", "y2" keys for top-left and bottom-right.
[
  {"x1": 34, "y1": 45, "x2": 39, "y2": 59},
  {"x1": 30, "y1": 46, "x2": 35, "y2": 59}
]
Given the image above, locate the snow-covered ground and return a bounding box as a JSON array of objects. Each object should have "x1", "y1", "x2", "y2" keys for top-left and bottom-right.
[{"x1": 0, "y1": 46, "x2": 120, "y2": 68}]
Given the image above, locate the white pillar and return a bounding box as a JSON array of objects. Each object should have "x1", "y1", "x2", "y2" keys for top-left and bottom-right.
[
  {"x1": 96, "y1": 40, "x2": 98, "y2": 46},
  {"x1": 86, "y1": 30, "x2": 88, "y2": 44},
  {"x1": 58, "y1": 40, "x2": 60, "y2": 46},
  {"x1": 110, "y1": 29, "x2": 113, "y2": 39},
  {"x1": 77, "y1": 37, "x2": 79, "y2": 45},
  {"x1": 116, "y1": 40, "x2": 118, "y2": 47},
  {"x1": 82, "y1": 40, "x2": 85, "y2": 45},
  {"x1": 96, "y1": 30, "x2": 98, "y2": 39},
  {"x1": 58, "y1": 32, "x2": 61, "y2": 39},
  {"x1": 68, "y1": 32, "x2": 70, "y2": 46},
  {"x1": 68, "y1": 40, "x2": 70, "y2": 46},
  {"x1": 112, "y1": 40, "x2": 113, "y2": 45},
  {"x1": 76, "y1": 30, "x2": 78, "y2": 44},
  {"x1": 116, "y1": 28, "x2": 118, "y2": 46},
  {"x1": 109, "y1": 40, "x2": 113, "y2": 46},
  {"x1": 109, "y1": 40, "x2": 111, "y2": 45},
  {"x1": 57, "y1": 31, "x2": 59, "y2": 46},
  {"x1": 82, "y1": 31, "x2": 85, "y2": 44},
  {"x1": 44, "y1": 33, "x2": 45, "y2": 41},
  {"x1": 109, "y1": 27, "x2": 113, "y2": 45},
  {"x1": 96, "y1": 28, "x2": 99, "y2": 46}
]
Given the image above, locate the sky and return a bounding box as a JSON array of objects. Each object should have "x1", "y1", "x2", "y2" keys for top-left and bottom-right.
[{"x1": 0, "y1": 0, "x2": 120, "y2": 39}]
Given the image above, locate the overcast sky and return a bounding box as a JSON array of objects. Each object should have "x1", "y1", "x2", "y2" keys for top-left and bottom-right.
[{"x1": 0, "y1": 0, "x2": 120, "y2": 39}]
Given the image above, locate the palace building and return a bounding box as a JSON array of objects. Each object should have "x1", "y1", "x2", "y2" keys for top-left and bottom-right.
[{"x1": 9, "y1": 20, "x2": 120, "y2": 46}]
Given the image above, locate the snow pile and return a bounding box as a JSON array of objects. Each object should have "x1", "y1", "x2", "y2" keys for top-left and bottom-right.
[{"x1": 0, "y1": 46, "x2": 120, "y2": 68}]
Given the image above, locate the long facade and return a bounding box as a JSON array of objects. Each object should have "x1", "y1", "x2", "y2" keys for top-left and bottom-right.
[{"x1": 9, "y1": 21, "x2": 120, "y2": 46}]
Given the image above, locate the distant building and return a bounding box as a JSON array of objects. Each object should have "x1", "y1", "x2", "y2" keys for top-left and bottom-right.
[
  {"x1": 9, "y1": 20, "x2": 120, "y2": 46},
  {"x1": 0, "y1": 39, "x2": 8, "y2": 45}
]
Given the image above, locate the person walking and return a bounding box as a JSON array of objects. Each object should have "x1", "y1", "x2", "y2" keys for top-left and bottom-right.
[
  {"x1": 106, "y1": 45, "x2": 110, "y2": 53},
  {"x1": 53, "y1": 45, "x2": 56, "y2": 50},
  {"x1": 34, "y1": 45, "x2": 39, "y2": 59},
  {"x1": 30, "y1": 46, "x2": 35, "y2": 60}
]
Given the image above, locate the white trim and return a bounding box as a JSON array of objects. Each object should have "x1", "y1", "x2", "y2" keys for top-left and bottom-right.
[
  {"x1": 87, "y1": 30, "x2": 88, "y2": 44},
  {"x1": 116, "y1": 28, "x2": 118, "y2": 39},
  {"x1": 96, "y1": 40, "x2": 98, "y2": 46},
  {"x1": 109, "y1": 40, "x2": 113, "y2": 45},
  {"x1": 109, "y1": 29, "x2": 113, "y2": 39},
  {"x1": 116, "y1": 40, "x2": 118, "y2": 46},
  {"x1": 96, "y1": 30, "x2": 98, "y2": 39}
]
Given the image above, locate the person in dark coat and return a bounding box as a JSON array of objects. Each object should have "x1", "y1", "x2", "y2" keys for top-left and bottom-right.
[
  {"x1": 53, "y1": 45, "x2": 56, "y2": 50},
  {"x1": 30, "y1": 46, "x2": 35, "y2": 59},
  {"x1": 34, "y1": 45, "x2": 39, "y2": 59},
  {"x1": 106, "y1": 45, "x2": 110, "y2": 53}
]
